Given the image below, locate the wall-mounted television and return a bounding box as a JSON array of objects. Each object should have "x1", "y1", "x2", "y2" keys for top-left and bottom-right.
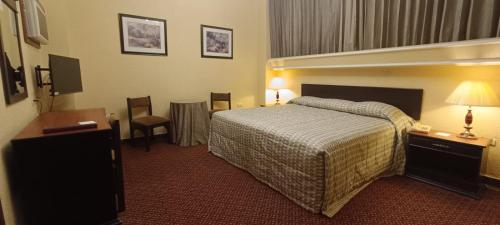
[{"x1": 49, "y1": 54, "x2": 82, "y2": 95}]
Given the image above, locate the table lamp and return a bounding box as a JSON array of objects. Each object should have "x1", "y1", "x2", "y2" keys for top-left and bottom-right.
[
  {"x1": 269, "y1": 77, "x2": 285, "y2": 105},
  {"x1": 445, "y1": 81, "x2": 500, "y2": 139}
]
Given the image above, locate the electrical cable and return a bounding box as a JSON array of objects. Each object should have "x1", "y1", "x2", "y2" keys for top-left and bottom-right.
[{"x1": 49, "y1": 95, "x2": 55, "y2": 112}]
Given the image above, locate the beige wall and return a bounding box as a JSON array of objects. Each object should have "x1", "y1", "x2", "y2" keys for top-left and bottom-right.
[
  {"x1": 2, "y1": 1, "x2": 499, "y2": 224},
  {"x1": 0, "y1": 1, "x2": 266, "y2": 223},
  {"x1": 267, "y1": 62, "x2": 500, "y2": 179},
  {"x1": 0, "y1": 0, "x2": 265, "y2": 223},
  {"x1": 63, "y1": 0, "x2": 265, "y2": 138},
  {"x1": 256, "y1": 0, "x2": 271, "y2": 105},
  {"x1": 0, "y1": 1, "x2": 71, "y2": 224}
]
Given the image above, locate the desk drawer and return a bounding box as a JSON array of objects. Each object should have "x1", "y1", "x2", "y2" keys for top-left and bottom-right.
[{"x1": 409, "y1": 135, "x2": 482, "y2": 159}]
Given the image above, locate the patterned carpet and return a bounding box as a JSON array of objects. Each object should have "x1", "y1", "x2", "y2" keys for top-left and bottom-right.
[{"x1": 120, "y1": 142, "x2": 500, "y2": 225}]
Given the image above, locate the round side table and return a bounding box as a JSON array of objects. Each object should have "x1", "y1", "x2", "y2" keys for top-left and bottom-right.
[{"x1": 169, "y1": 100, "x2": 210, "y2": 147}]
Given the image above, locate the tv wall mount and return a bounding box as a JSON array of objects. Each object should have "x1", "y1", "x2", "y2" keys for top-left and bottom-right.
[{"x1": 35, "y1": 65, "x2": 56, "y2": 95}]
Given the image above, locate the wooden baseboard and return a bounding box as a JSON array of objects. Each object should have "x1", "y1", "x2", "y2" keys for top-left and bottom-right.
[{"x1": 481, "y1": 176, "x2": 500, "y2": 188}]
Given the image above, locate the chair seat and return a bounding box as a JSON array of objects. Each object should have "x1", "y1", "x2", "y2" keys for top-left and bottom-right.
[{"x1": 132, "y1": 116, "x2": 169, "y2": 127}]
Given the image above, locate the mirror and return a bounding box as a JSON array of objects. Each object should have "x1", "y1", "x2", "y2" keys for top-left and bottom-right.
[{"x1": 0, "y1": 0, "x2": 26, "y2": 104}]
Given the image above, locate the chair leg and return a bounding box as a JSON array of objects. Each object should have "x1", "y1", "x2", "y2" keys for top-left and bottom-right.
[
  {"x1": 150, "y1": 128, "x2": 155, "y2": 140},
  {"x1": 144, "y1": 129, "x2": 151, "y2": 152},
  {"x1": 130, "y1": 128, "x2": 136, "y2": 147},
  {"x1": 165, "y1": 125, "x2": 171, "y2": 144}
]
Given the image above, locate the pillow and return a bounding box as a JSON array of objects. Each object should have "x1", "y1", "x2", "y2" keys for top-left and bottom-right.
[
  {"x1": 288, "y1": 96, "x2": 354, "y2": 113},
  {"x1": 349, "y1": 101, "x2": 401, "y2": 119}
]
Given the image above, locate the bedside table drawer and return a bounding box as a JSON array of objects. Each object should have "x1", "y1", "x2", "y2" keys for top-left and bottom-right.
[{"x1": 409, "y1": 136, "x2": 482, "y2": 159}]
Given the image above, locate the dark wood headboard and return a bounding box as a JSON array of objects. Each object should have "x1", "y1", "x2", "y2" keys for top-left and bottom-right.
[{"x1": 301, "y1": 84, "x2": 423, "y2": 120}]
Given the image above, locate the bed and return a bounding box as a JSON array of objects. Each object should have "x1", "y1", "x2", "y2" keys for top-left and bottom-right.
[{"x1": 208, "y1": 84, "x2": 423, "y2": 217}]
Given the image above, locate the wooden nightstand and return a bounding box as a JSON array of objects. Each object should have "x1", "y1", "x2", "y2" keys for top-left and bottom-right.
[{"x1": 406, "y1": 130, "x2": 490, "y2": 199}]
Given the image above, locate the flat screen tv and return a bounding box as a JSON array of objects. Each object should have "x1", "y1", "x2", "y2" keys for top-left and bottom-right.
[{"x1": 49, "y1": 54, "x2": 82, "y2": 95}]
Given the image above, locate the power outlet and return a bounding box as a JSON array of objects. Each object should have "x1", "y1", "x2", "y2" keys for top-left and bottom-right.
[{"x1": 237, "y1": 103, "x2": 243, "y2": 108}]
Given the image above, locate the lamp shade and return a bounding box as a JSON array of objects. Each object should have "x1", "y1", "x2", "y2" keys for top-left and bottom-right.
[
  {"x1": 269, "y1": 77, "x2": 285, "y2": 90},
  {"x1": 446, "y1": 81, "x2": 500, "y2": 107}
]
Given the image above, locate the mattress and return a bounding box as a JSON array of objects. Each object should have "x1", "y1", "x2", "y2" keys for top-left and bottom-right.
[{"x1": 208, "y1": 97, "x2": 413, "y2": 217}]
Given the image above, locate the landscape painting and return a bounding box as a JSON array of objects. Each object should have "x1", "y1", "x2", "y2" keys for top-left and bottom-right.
[
  {"x1": 119, "y1": 14, "x2": 167, "y2": 56},
  {"x1": 201, "y1": 25, "x2": 233, "y2": 59}
]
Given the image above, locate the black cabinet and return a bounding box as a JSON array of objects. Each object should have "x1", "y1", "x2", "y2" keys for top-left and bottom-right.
[
  {"x1": 406, "y1": 131, "x2": 490, "y2": 199},
  {"x1": 10, "y1": 109, "x2": 123, "y2": 225}
]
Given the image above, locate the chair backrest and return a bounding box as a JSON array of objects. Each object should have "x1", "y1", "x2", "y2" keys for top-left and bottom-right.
[
  {"x1": 127, "y1": 96, "x2": 152, "y2": 122},
  {"x1": 210, "y1": 92, "x2": 231, "y2": 110}
]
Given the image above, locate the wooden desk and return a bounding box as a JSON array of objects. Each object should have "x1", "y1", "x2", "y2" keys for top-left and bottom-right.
[
  {"x1": 14, "y1": 108, "x2": 111, "y2": 140},
  {"x1": 11, "y1": 108, "x2": 122, "y2": 225}
]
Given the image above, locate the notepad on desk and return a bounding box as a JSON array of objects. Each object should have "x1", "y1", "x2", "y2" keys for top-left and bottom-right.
[{"x1": 435, "y1": 132, "x2": 451, "y2": 137}]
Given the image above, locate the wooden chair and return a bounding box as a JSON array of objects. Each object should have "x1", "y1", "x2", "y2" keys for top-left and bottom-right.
[
  {"x1": 209, "y1": 92, "x2": 231, "y2": 119},
  {"x1": 127, "y1": 96, "x2": 170, "y2": 151}
]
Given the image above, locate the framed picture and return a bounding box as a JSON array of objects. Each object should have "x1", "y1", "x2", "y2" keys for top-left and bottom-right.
[
  {"x1": 119, "y1": 14, "x2": 167, "y2": 56},
  {"x1": 201, "y1": 25, "x2": 233, "y2": 59}
]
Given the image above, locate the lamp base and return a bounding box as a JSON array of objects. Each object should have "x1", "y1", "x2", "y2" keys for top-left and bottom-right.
[
  {"x1": 275, "y1": 90, "x2": 280, "y2": 105},
  {"x1": 457, "y1": 125, "x2": 478, "y2": 140}
]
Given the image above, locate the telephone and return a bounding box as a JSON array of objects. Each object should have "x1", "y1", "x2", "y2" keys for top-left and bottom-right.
[{"x1": 411, "y1": 122, "x2": 432, "y2": 134}]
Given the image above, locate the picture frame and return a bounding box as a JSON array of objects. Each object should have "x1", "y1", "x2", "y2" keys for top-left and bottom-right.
[
  {"x1": 201, "y1": 25, "x2": 233, "y2": 59},
  {"x1": 119, "y1": 13, "x2": 167, "y2": 56},
  {"x1": 0, "y1": 0, "x2": 28, "y2": 105}
]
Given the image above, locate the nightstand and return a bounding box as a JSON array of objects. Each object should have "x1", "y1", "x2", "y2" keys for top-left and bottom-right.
[{"x1": 406, "y1": 130, "x2": 490, "y2": 199}]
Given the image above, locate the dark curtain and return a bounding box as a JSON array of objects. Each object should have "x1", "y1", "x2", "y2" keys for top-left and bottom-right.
[{"x1": 269, "y1": 0, "x2": 500, "y2": 58}]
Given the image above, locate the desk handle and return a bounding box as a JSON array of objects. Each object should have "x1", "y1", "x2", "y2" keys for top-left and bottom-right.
[{"x1": 432, "y1": 143, "x2": 451, "y2": 149}]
